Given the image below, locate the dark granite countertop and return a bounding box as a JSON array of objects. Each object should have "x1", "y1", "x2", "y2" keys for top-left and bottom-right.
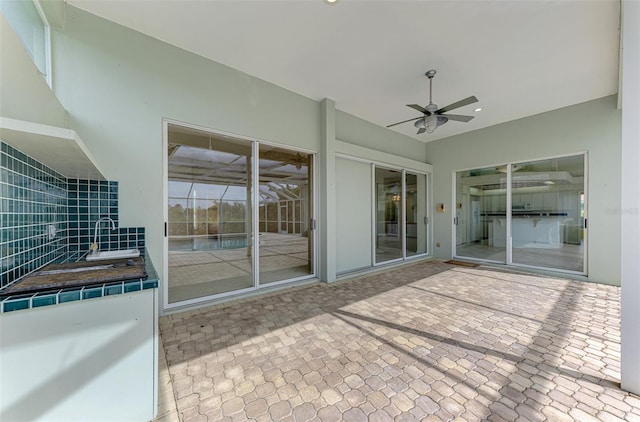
[{"x1": 1, "y1": 257, "x2": 147, "y2": 296}]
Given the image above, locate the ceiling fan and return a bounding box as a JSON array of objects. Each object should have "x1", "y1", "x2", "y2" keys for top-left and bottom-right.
[{"x1": 387, "y1": 70, "x2": 478, "y2": 135}]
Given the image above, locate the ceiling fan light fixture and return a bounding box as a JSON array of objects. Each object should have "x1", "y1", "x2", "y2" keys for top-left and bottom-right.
[
  {"x1": 426, "y1": 115, "x2": 448, "y2": 133},
  {"x1": 414, "y1": 118, "x2": 426, "y2": 129},
  {"x1": 425, "y1": 115, "x2": 438, "y2": 133}
]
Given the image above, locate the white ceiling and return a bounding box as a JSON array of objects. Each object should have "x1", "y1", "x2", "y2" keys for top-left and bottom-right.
[{"x1": 67, "y1": 0, "x2": 621, "y2": 142}]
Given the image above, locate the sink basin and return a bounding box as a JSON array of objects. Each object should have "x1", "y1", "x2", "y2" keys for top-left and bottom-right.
[
  {"x1": 86, "y1": 249, "x2": 140, "y2": 261},
  {"x1": 37, "y1": 264, "x2": 115, "y2": 275}
]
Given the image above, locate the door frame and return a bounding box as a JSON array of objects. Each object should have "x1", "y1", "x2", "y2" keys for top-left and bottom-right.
[
  {"x1": 372, "y1": 164, "x2": 431, "y2": 267},
  {"x1": 162, "y1": 118, "x2": 318, "y2": 311},
  {"x1": 452, "y1": 151, "x2": 588, "y2": 276}
]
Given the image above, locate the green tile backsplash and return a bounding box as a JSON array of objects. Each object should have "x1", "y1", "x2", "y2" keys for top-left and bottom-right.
[
  {"x1": 67, "y1": 179, "x2": 145, "y2": 254},
  {"x1": 0, "y1": 142, "x2": 145, "y2": 290},
  {"x1": 1, "y1": 142, "x2": 68, "y2": 289},
  {"x1": 67, "y1": 179, "x2": 119, "y2": 252}
]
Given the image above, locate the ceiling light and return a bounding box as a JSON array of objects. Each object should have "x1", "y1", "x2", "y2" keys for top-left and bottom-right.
[
  {"x1": 544, "y1": 180, "x2": 556, "y2": 185},
  {"x1": 474, "y1": 108, "x2": 482, "y2": 112},
  {"x1": 426, "y1": 115, "x2": 448, "y2": 133},
  {"x1": 325, "y1": 0, "x2": 337, "y2": 3},
  {"x1": 425, "y1": 115, "x2": 439, "y2": 133}
]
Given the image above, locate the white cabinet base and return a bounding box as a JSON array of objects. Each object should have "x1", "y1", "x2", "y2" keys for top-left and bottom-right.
[{"x1": 0, "y1": 289, "x2": 158, "y2": 421}]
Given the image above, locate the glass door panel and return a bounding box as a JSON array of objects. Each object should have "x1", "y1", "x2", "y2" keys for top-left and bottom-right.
[
  {"x1": 511, "y1": 155, "x2": 585, "y2": 272},
  {"x1": 455, "y1": 167, "x2": 507, "y2": 263},
  {"x1": 167, "y1": 125, "x2": 254, "y2": 303},
  {"x1": 375, "y1": 168, "x2": 403, "y2": 263},
  {"x1": 258, "y1": 145, "x2": 313, "y2": 285},
  {"x1": 406, "y1": 173, "x2": 428, "y2": 257}
]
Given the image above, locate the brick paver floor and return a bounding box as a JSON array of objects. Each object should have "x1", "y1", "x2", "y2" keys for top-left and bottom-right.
[{"x1": 158, "y1": 260, "x2": 640, "y2": 421}]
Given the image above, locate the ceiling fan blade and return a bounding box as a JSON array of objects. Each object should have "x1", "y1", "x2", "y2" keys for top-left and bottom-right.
[
  {"x1": 440, "y1": 114, "x2": 474, "y2": 123},
  {"x1": 406, "y1": 104, "x2": 428, "y2": 113},
  {"x1": 386, "y1": 116, "x2": 422, "y2": 128},
  {"x1": 436, "y1": 96, "x2": 478, "y2": 114},
  {"x1": 417, "y1": 127, "x2": 426, "y2": 135}
]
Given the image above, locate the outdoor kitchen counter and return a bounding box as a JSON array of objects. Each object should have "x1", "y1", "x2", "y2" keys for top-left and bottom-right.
[{"x1": 1, "y1": 257, "x2": 147, "y2": 296}]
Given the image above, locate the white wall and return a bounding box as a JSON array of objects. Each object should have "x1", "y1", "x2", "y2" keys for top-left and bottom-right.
[
  {"x1": 426, "y1": 96, "x2": 621, "y2": 284},
  {"x1": 336, "y1": 157, "x2": 372, "y2": 273},
  {"x1": 336, "y1": 110, "x2": 427, "y2": 162},
  {"x1": 0, "y1": 289, "x2": 157, "y2": 421},
  {"x1": 0, "y1": 13, "x2": 67, "y2": 127}
]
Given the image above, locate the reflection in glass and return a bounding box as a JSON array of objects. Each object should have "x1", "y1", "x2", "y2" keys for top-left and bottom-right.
[
  {"x1": 258, "y1": 145, "x2": 313, "y2": 285},
  {"x1": 167, "y1": 125, "x2": 253, "y2": 303},
  {"x1": 406, "y1": 173, "x2": 428, "y2": 257},
  {"x1": 375, "y1": 168, "x2": 403, "y2": 263},
  {"x1": 455, "y1": 167, "x2": 507, "y2": 263},
  {"x1": 511, "y1": 155, "x2": 585, "y2": 272}
]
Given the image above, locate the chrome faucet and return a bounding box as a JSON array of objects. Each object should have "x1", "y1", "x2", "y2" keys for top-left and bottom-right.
[{"x1": 91, "y1": 217, "x2": 116, "y2": 254}]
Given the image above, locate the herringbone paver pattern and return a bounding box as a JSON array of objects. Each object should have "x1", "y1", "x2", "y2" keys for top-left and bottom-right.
[{"x1": 158, "y1": 261, "x2": 640, "y2": 421}]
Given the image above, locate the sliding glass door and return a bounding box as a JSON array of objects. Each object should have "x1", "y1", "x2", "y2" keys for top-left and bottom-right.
[
  {"x1": 375, "y1": 168, "x2": 403, "y2": 263},
  {"x1": 165, "y1": 123, "x2": 315, "y2": 306},
  {"x1": 510, "y1": 155, "x2": 585, "y2": 272},
  {"x1": 454, "y1": 153, "x2": 586, "y2": 274},
  {"x1": 374, "y1": 166, "x2": 429, "y2": 265},
  {"x1": 406, "y1": 172, "x2": 428, "y2": 257},
  {"x1": 258, "y1": 145, "x2": 314, "y2": 285},
  {"x1": 455, "y1": 168, "x2": 507, "y2": 263},
  {"x1": 166, "y1": 128, "x2": 254, "y2": 303}
]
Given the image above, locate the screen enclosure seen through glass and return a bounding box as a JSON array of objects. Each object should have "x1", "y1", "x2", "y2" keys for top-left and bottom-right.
[
  {"x1": 258, "y1": 145, "x2": 313, "y2": 285},
  {"x1": 167, "y1": 127, "x2": 254, "y2": 303},
  {"x1": 166, "y1": 124, "x2": 315, "y2": 305}
]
